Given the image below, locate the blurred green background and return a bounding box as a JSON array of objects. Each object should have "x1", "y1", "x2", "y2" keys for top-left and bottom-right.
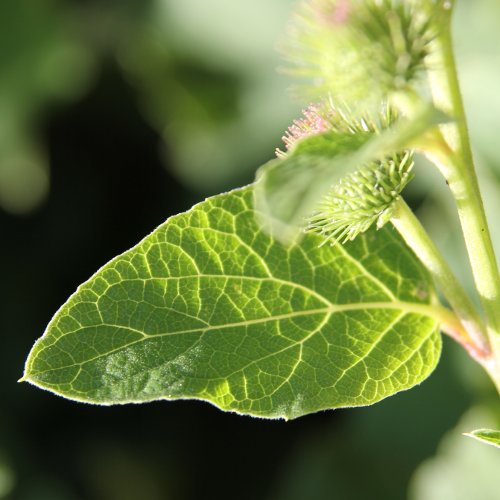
[{"x1": 1, "y1": 0, "x2": 500, "y2": 499}]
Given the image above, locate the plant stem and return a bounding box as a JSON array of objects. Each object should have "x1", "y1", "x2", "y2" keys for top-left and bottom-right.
[
  {"x1": 391, "y1": 198, "x2": 490, "y2": 364},
  {"x1": 426, "y1": 3, "x2": 500, "y2": 389}
]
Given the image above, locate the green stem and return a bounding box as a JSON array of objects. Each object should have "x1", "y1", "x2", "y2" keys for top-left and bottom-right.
[
  {"x1": 425, "y1": 3, "x2": 500, "y2": 390},
  {"x1": 391, "y1": 198, "x2": 490, "y2": 364}
]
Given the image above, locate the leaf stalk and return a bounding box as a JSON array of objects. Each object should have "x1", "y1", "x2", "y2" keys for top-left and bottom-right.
[
  {"x1": 426, "y1": 4, "x2": 500, "y2": 390},
  {"x1": 391, "y1": 198, "x2": 490, "y2": 366}
]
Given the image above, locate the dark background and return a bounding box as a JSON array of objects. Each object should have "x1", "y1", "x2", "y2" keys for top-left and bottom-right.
[{"x1": 1, "y1": 1, "x2": 500, "y2": 499}]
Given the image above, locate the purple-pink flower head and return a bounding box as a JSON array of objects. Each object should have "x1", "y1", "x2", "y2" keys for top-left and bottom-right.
[
  {"x1": 315, "y1": 0, "x2": 351, "y2": 26},
  {"x1": 276, "y1": 104, "x2": 330, "y2": 158}
]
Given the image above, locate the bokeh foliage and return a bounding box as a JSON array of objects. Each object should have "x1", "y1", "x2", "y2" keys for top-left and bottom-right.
[{"x1": 1, "y1": 0, "x2": 500, "y2": 498}]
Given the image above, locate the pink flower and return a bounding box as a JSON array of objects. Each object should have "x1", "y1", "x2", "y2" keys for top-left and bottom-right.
[
  {"x1": 315, "y1": 0, "x2": 351, "y2": 26},
  {"x1": 276, "y1": 105, "x2": 330, "y2": 158}
]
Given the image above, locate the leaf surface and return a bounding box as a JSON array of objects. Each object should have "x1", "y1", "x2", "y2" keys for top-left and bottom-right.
[
  {"x1": 464, "y1": 429, "x2": 500, "y2": 449},
  {"x1": 24, "y1": 186, "x2": 443, "y2": 419}
]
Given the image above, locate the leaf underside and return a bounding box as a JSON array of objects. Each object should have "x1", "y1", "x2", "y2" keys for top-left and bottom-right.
[
  {"x1": 464, "y1": 429, "x2": 500, "y2": 449},
  {"x1": 24, "y1": 186, "x2": 441, "y2": 419}
]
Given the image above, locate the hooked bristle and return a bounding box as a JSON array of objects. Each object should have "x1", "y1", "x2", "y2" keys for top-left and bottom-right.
[{"x1": 307, "y1": 150, "x2": 414, "y2": 245}]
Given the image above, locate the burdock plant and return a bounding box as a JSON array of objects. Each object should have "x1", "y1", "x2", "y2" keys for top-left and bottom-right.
[{"x1": 22, "y1": 0, "x2": 500, "y2": 449}]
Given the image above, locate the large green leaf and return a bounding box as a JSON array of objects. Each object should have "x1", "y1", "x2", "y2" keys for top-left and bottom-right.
[{"x1": 23, "y1": 186, "x2": 444, "y2": 419}]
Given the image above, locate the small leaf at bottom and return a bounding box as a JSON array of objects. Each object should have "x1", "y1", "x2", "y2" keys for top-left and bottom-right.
[{"x1": 464, "y1": 429, "x2": 500, "y2": 449}]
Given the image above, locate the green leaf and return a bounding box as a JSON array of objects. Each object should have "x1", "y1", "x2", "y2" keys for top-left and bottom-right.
[
  {"x1": 255, "y1": 105, "x2": 446, "y2": 241},
  {"x1": 464, "y1": 429, "x2": 500, "y2": 449},
  {"x1": 23, "y1": 186, "x2": 444, "y2": 419}
]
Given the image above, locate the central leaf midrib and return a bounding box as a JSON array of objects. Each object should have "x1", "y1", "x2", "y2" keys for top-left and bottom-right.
[
  {"x1": 30, "y1": 299, "x2": 442, "y2": 379},
  {"x1": 109, "y1": 300, "x2": 439, "y2": 337}
]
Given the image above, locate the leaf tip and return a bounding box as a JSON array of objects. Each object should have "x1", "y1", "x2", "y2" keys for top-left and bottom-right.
[{"x1": 463, "y1": 429, "x2": 500, "y2": 449}]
